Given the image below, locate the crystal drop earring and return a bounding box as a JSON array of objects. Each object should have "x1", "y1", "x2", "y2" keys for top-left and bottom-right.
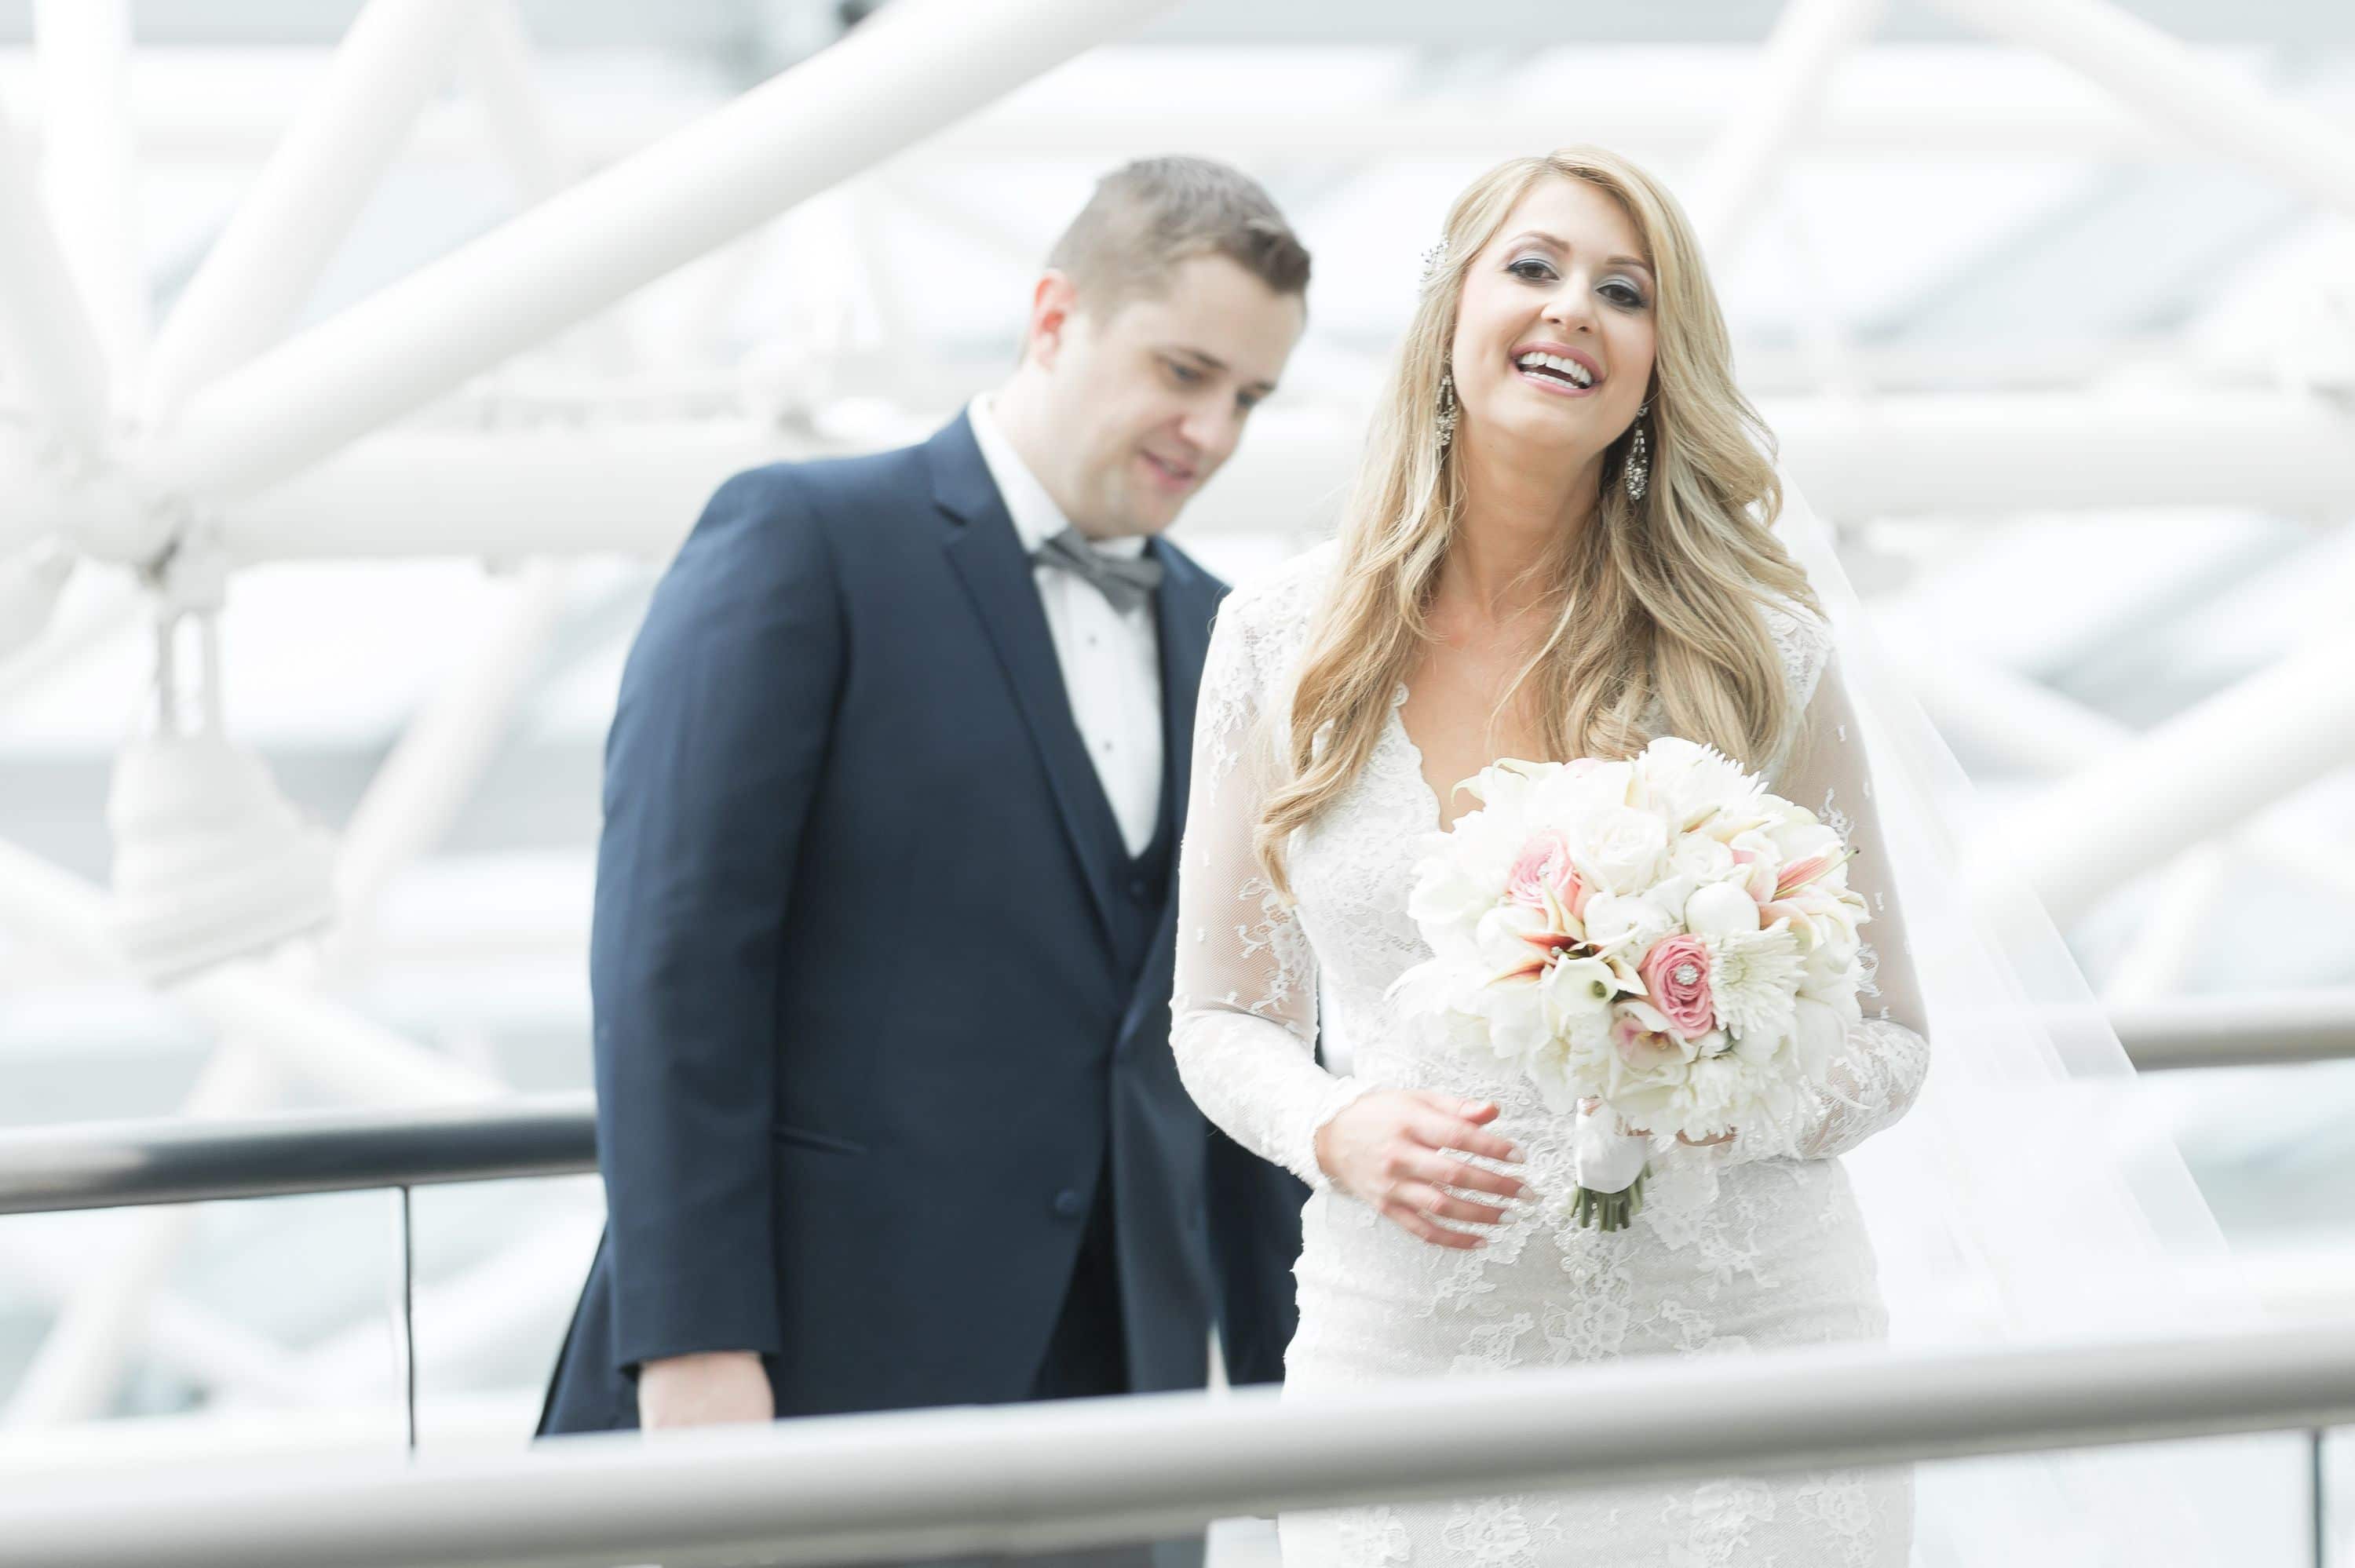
[
  {"x1": 1436, "y1": 370, "x2": 1459, "y2": 453},
  {"x1": 1624, "y1": 399, "x2": 1652, "y2": 502}
]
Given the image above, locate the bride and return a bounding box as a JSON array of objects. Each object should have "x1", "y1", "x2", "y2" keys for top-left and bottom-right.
[{"x1": 1170, "y1": 146, "x2": 1926, "y2": 1566}]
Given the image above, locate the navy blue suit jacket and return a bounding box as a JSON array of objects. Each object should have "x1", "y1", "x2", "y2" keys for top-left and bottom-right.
[{"x1": 539, "y1": 414, "x2": 1305, "y2": 1434}]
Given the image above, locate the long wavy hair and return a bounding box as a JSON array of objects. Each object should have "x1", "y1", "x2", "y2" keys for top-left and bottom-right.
[{"x1": 1257, "y1": 146, "x2": 1819, "y2": 897}]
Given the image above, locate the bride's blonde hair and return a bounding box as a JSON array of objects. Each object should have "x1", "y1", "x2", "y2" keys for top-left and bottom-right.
[{"x1": 1257, "y1": 146, "x2": 1818, "y2": 896}]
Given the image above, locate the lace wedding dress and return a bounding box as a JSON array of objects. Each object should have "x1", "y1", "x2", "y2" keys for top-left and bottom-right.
[{"x1": 1170, "y1": 545, "x2": 1930, "y2": 1567}]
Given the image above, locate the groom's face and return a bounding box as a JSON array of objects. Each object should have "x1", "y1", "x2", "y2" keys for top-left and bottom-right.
[{"x1": 1027, "y1": 253, "x2": 1306, "y2": 538}]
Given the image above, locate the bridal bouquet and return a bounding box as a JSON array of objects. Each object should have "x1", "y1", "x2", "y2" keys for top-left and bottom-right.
[{"x1": 1386, "y1": 738, "x2": 1871, "y2": 1231}]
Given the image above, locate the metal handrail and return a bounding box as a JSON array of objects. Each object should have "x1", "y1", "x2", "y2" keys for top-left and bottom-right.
[
  {"x1": 2, "y1": 1321, "x2": 2350, "y2": 1567},
  {"x1": 2109, "y1": 991, "x2": 2355, "y2": 1073},
  {"x1": 0, "y1": 1091, "x2": 596, "y2": 1216},
  {"x1": 0, "y1": 996, "x2": 2351, "y2": 1218}
]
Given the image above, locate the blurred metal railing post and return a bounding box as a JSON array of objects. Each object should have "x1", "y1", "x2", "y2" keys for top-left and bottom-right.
[
  {"x1": 391, "y1": 1183, "x2": 418, "y2": 1454},
  {"x1": 2316, "y1": 1426, "x2": 2331, "y2": 1568}
]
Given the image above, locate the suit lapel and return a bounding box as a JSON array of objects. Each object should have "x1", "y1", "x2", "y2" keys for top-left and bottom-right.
[{"x1": 929, "y1": 415, "x2": 1124, "y2": 952}]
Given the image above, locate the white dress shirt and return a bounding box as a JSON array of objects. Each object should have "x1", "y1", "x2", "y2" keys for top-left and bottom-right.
[{"x1": 966, "y1": 394, "x2": 1164, "y2": 858}]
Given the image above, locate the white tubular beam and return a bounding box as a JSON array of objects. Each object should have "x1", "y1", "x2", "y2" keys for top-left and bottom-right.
[
  {"x1": 461, "y1": 3, "x2": 564, "y2": 197},
  {"x1": 216, "y1": 421, "x2": 801, "y2": 561},
  {"x1": 1777, "y1": 393, "x2": 2355, "y2": 516},
  {"x1": 139, "y1": 0, "x2": 491, "y2": 426},
  {"x1": 0, "y1": 564, "x2": 140, "y2": 715},
  {"x1": 460, "y1": 2, "x2": 639, "y2": 371},
  {"x1": 2102, "y1": 841, "x2": 2233, "y2": 1004},
  {"x1": 0, "y1": 94, "x2": 111, "y2": 460},
  {"x1": 1888, "y1": 637, "x2": 2355, "y2": 907},
  {"x1": 1988, "y1": 623, "x2": 2355, "y2": 923},
  {"x1": 31, "y1": 0, "x2": 144, "y2": 385},
  {"x1": 327, "y1": 560, "x2": 571, "y2": 942},
  {"x1": 929, "y1": 100, "x2": 2163, "y2": 161},
  {"x1": 298, "y1": 1210, "x2": 600, "y2": 1394},
  {"x1": 1931, "y1": 0, "x2": 2355, "y2": 219},
  {"x1": 0, "y1": 837, "x2": 498, "y2": 1104},
  {"x1": 209, "y1": 392, "x2": 2355, "y2": 563},
  {"x1": 176, "y1": 963, "x2": 501, "y2": 1106},
  {"x1": 137, "y1": 0, "x2": 1176, "y2": 501},
  {"x1": 0, "y1": 1234, "x2": 313, "y2": 1409},
  {"x1": 1, "y1": 1044, "x2": 278, "y2": 1429},
  {"x1": 1881, "y1": 636, "x2": 2127, "y2": 772},
  {"x1": 1683, "y1": 0, "x2": 1883, "y2": 259},
  {"x1": 94, "y1": 90, "x2": 2175, "y2": 168}
]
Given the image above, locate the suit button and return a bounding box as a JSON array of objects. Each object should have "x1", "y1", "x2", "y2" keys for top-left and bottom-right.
[
  {"x1": 1126, "y1": 875, "x2": 1152, "y2": 903},
  {"x1": 1052, "y1": 1188, "x2": 1086, "y2": 1220}
]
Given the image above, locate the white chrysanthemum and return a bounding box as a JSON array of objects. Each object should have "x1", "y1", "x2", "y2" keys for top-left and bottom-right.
[
  {"x1": 1635, "y1": 736, "x2": 1764, "y2": 831},
  {"x1": 1703, "y1": 923, "x2": 1805, "y2": 1045}
]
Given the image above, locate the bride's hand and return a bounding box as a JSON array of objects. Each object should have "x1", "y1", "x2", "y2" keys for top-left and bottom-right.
[{"x1": 1313, "y1": 1091, "x2": 1526, "y2": 1249}]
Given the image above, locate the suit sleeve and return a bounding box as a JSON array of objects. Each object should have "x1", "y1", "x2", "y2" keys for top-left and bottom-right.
[{"x1": 592, "y1": 465, "x2": 844, "y2": 1377}]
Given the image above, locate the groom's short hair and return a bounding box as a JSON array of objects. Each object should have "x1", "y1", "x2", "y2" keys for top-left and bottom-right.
[{"x1": 1046, "y1": 156, "x2": 1311, "y2": 316}]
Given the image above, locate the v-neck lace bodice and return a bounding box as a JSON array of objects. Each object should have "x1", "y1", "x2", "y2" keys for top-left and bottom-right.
[{"x1": 1169, "y1": 542, "x2": 1927, "y2": 1566}]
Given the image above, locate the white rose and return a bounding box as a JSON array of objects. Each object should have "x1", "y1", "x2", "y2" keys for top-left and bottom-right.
[
  {"x1": 1583, "y1": 892, "x2": 1675, "y2": 957},
  {"x1": 1573, "y1": 805, "x2": 1669, "y2": 894},
  {"x1": 1768, "y1": 813, "x2": 1843, "y2": 867},
  {"x1": 1404, "y1": 858, "x2": 1495, "y2": 949},
  {"x1": 1666, "y1": 833, "x2": 1736, "y2": 885}
]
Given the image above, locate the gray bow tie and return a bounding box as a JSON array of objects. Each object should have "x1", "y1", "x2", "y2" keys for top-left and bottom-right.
[{"x1": 1032, "y1": 527, "x2": 1163, "y2": 614}]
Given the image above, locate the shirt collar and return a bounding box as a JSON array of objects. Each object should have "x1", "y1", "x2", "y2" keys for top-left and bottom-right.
[{"x1": 967, "y1": 393, "x2": 1148, "y2": 561}]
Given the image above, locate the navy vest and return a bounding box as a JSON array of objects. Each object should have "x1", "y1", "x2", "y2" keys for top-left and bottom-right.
[{"x1": 1072, "y1": 670, "x2": 1181, "y2": 1006}]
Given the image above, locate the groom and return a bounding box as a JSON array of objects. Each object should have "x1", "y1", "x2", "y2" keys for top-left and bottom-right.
[{"x1": 539, "y1": 159, "x2": 1313, "y2": 1440}]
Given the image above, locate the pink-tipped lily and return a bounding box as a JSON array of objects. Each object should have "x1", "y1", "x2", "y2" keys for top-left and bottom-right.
[
  {"x1": 1488, "y1": 928, "x2": 1588, "y2": 986},
  {"x1": 1774, "y1": 846, "x2": 1856, "y2": 900},
  {"x1": 1732, "y1": 848, "x2": 1778, "y2": 903}
]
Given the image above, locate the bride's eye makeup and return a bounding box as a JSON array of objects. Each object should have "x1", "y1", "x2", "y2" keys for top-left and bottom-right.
[{"x1": 1506, "y1": 253, "x2": 1650, "y2": 311}]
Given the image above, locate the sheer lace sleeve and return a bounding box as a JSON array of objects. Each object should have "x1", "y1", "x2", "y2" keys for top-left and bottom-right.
[
  {"x1": 1170, "y1": 587, "x2": 1364, "y2": 1191},
  {"x1": 1737, "y1": 626, "x2": 1931, "y2": 1163}
]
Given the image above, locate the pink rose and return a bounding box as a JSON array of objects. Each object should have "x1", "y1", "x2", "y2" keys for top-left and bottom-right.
[
  {"x1": 1506, "y1": 830, "x2": 1590, "y2": 921},
  {"x1": 1637, "y1": 935, "x2": 1715, "y2": 1038}
]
